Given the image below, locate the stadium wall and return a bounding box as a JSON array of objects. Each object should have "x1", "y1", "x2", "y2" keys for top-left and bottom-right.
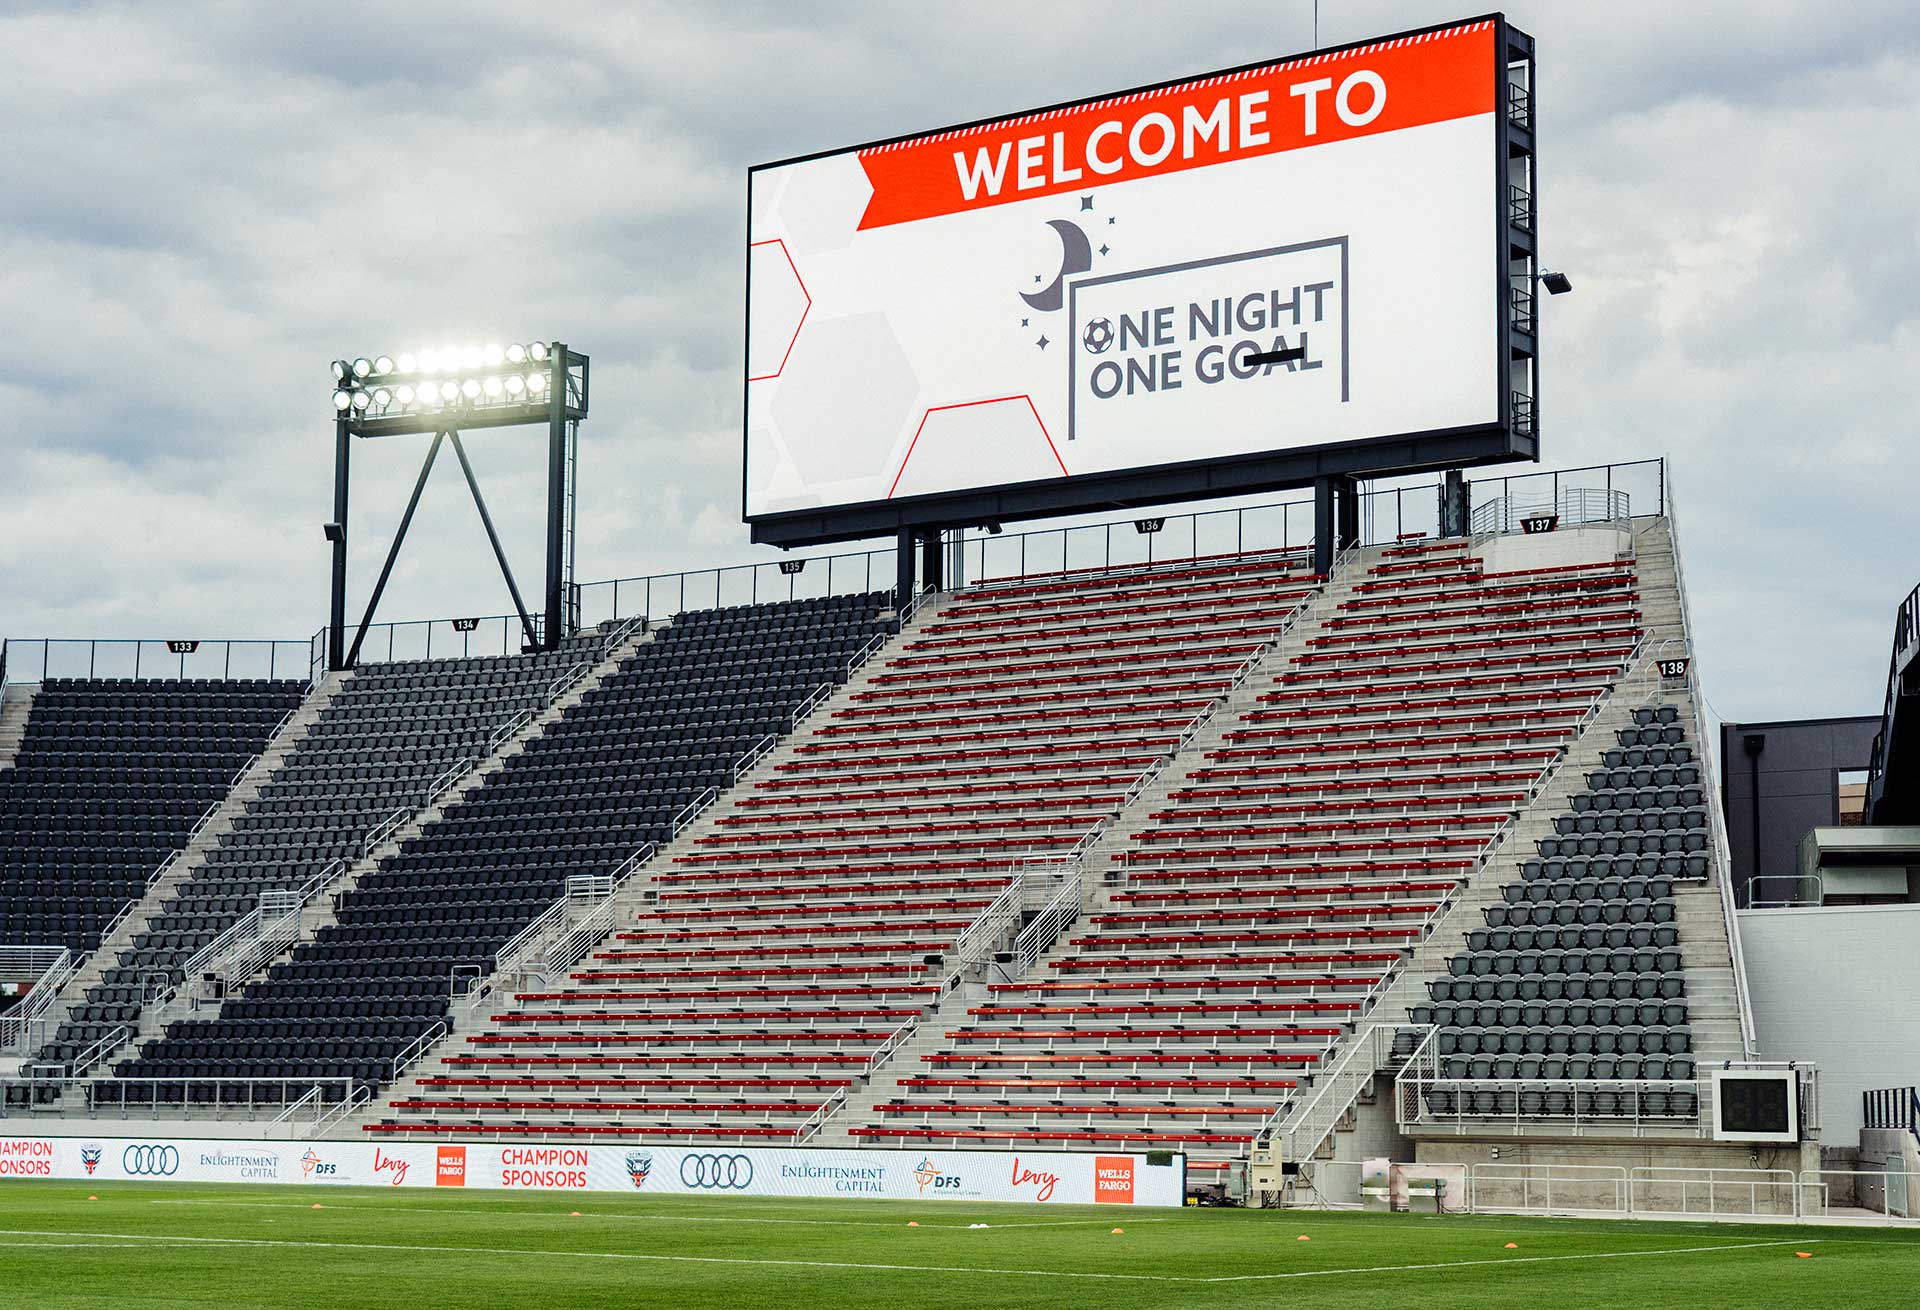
[{"x1": 1738, "y1": 903, "x2": 1920, "y2": 1142}]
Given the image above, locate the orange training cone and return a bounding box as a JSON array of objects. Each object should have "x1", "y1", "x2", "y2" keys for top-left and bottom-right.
[
  {"x1": 570, "y1": 1211, "x2": 583, "y2": 1217},
  {"x1": 311, "y1": 1204, "x2": 323, "y2": 1209},
  {"x1": 1795, "y1": 1252, "x2": 1813, "y2": 1259},
  {"x1": 1111, "y1": 1227, "x2": 1124, "y2": 1234},
  {"x1": 87, "y1": 1195, "x2": 97, "y2": 1201},
  {"x1": 907, "y1": 1221, "x2": 919, "y2": 1227},
  {"x1": 1505, "y1": 1243, "x2": 1518, "y2": 1249},
  {"x1": 1298, "y1": 1234, "x2": 1311, "y2": 1242}
]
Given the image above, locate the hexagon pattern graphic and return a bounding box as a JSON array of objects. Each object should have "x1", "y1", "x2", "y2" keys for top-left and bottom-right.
[
  {"x1": 769, "y1": 311, "x2": 921, "y2": 493},
  {"x1": 746, "y1": 240, "x2": 810, "y2": 381},
  {"x1": 888, "y1": 397, "x2": 1068, "y2": 500},
  {"x1": 775, "y1": 151, "x2": 873, "y2": 256}
]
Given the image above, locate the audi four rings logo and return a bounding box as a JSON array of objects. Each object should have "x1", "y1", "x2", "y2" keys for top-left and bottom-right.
[
  {"x1": 680, "y1": 1153, "x2": 753, "y2": 1189},
  {"x1": 123, "y1": 1144, "x2": 180, "y2": 1176}
]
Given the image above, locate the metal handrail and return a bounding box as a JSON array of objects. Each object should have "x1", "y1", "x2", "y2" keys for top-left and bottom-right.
[
  {"x1": 70, "y1": 1025, "x2": 134, "y2": 1078},
  {"x1": 793, "y1": 1088, "x2": 848, "y2": 1143},
  {"x1": 1662, "y1": 478, "x2": 1758, "y2": 1059},
  {"x1": 1013, "y1": 875, "x2": 1086, "y2": 971},
  {"x1": 547, "y1": 660, "x2": 590, "y2": 703},
  {"x1": 314, "y1": 1082, "x2": 374, "y2": 1132},
  {"x1": 787, "y1": 682, "x2": 832, "y2": 732},
  {"x1": 599, "y1": 613, "x2": 647, "y2": 656},
  {"x1": 424, "y1": 755, "x2": 474, "y2": 807},
  {"x1": 732, "y1": 734, "x2": 776, "y2": 783},
  {"x1": 270, "y1": 1084, "x2": 324, "y2": 1124},
  {"x1": 363, "y1": 806, "x2": 411, "y2": 856},
  {"x1": 389, "y1": 1022, "x2": 448, "y2": 1083},
  {"x1": 486, "y1": 706, "x2": 535, "y2": 757},
  {"x1": 671, "y1": 788, "x2": 719, "y2": 837}
]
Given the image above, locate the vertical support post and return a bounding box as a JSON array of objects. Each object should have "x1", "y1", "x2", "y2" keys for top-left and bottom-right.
[
  {"x1": 895, "y1": 527, "x2": 915, "y2": 606},
  {"x1": 1440, "y1": 469, "x2": 1470, "y2": 538},
  {"x1": 920, "y1": 529, "x2": 943, "y2": 594},
  {"x1": 1335, "y1": 476, "x2": 1360, "y2": 552},
  {"x1": 1313, "y1": 476, "x2": 1335, "y2": 578},
  {"x1": 543, "y1": 342, "x2": 570, "y2": 650},
  {"x1": 328, "y1": 414, "x2": 351, "y2": 671}
]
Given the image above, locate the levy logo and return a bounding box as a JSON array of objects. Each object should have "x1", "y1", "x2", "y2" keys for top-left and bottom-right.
[
  {"x1": 1009, "y1": 1157, "x2": 1059, "y2": 1202},
  {"x1": 371, "y1": 1148, "x2": 409, "y2": 1186}
]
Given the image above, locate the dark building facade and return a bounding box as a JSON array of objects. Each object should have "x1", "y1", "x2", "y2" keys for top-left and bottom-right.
[{"x1": 1719, "y1": 715, "x2": 1880, "y2": 907}]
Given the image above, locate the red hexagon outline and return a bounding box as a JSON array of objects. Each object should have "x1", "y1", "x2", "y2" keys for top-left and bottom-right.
[
  {"x1": 747, "y1": 238, "x2": 812, "y2": 382},
  {"x1": 887, "y1": 395, "x2": 1070, "y2": 499}
]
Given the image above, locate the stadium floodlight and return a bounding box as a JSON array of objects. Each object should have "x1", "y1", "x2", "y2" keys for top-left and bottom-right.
[
  {"x1": 322, "y1": 336, "x2": 591, "y2": 675},
  {"x1": 1540, "y1": 269, "x2": 1573, "y2": 295}
]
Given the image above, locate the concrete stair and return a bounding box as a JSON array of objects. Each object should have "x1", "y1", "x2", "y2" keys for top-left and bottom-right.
[{"x1": 0, "y1": 684, "x2": 36, "y2": 773}]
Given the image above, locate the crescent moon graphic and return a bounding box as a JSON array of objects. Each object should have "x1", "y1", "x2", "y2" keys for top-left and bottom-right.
[{"x1": 1020, "y1": 219, "x2": 1094, "y2": 312}]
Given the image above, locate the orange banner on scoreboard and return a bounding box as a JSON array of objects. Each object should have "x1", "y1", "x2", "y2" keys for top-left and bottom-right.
[{"x1": 856, "y1": 21, "x2": 1495, "y2": 230}]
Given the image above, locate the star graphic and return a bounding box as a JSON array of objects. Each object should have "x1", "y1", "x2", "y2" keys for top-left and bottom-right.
[
  {"x1": 1080, "y1": 195, "x2": 1094, "y2": 211},
  {"x1": 1020, "y1": 317, "x2": 1029, "y2": 327},
  {"x1": 1034, "y1": 274, "x2": 1042, "y2": 283},
  {"x1": 1036, "y1": 335, "x2": 1050, "y2": 350},
  {"x1": 1108, "y1": 216, "x2": 1116, "y2": 224},
  {"x1": 1099, "y1": 244, "x2": 1110, "y2": 256}
]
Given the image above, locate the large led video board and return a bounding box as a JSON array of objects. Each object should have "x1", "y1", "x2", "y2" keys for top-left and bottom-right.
[{"x1": 746, "y1": 15, "x2": 1534, "y2": 545}]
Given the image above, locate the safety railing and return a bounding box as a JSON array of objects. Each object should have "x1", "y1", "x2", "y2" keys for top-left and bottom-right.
[
  {"x1": 1628, "y1": 1167, "x2": 1800, "y2": 1218},
  {"x1": 1257, "y1": 1024, "x2": 1419, "y2": 1167},
  {"x1": 1467, "y1": 1163, "x2": 1629, "y2": 1215},
  {"x1": 1013, "y1": 874, "x2": 1087, "y2": 973},
  {"x1": 1864, "y1": 1085, "x2": 1920, "y2": 1134},
  {"x1": 311, "y1": 460, "x2": 1667, "y2": 655},
  {"x1": 0, "y1": 949, "x2": 75, "y2": 1053},
  {"x1": 1470, "y1": 487, "x2": 1631, "y2": 536},
  {"x1": 1745, "y1": 874, "x2": 1824, "y2": 908},
  {"x1": 1866, "y1": 581, "x2": 1919, "y2": 822},
  {"x1": 1399, "y1": 1078, "x2": 1707, "y2": 1135},
  {"x1": 84, "y1": 1075, "x2": 361, "y2": 1118},
  {"x1": 0, "y1": 636, "x2": 313, "y2": 685},
  {"x1": 1800, "y1": 1168, "x2": 1920, "y2": 1220}
]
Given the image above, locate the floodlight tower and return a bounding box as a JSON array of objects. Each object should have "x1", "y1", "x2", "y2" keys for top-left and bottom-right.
[{"x1": 322, "y1": 341, "x2": 590, "y2": 671}]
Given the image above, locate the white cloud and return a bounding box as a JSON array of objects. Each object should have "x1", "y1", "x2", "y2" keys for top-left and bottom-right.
[{"x1": 1, "y1": 0, "x2": 1915, "y2": 727}]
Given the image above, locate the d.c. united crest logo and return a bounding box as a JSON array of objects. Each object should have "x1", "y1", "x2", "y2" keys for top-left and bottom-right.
[
  {"x1": 80, "y1": 1146, "x2": 101, "y2": 1176},
  {"x1": 625, "y1": 1152, "x2": 653, "y2": 1188}
]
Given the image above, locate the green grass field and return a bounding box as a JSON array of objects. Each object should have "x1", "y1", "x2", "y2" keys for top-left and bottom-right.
[{"x1": 0, "y1": 1182, "x2": 1915, "y2": 1309}]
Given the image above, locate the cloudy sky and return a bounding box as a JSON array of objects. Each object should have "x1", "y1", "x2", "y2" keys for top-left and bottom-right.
[{"x1": 2, "y1": 0, "x2": 1915, "y2": 726}]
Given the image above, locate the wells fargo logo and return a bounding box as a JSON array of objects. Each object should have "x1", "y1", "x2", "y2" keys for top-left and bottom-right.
[{"x1": 436, "y1": 1146, "x2": 466, "y2": 1187}]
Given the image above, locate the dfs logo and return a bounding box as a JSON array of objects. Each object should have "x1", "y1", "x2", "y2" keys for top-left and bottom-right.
[
  {"x1": 300, "y1": 1149, "x2": 338, "y2": 1181},
  {"x1": 913, "y1": 1158, "x2": 961, "y2": 1194}
]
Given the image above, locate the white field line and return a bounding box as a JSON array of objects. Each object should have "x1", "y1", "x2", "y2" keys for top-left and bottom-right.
[
  {"x1": 143, "y1": 1199, "x2": 1170, "y2": 1229},
  {"x1": 0, "y1": 1229, "x2": 1831, "y2": 1284}
]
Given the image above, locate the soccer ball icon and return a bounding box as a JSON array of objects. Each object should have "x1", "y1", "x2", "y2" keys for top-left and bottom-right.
[{"x1": 1082, "y1": 318, "x2": 1114, "y2": 354}]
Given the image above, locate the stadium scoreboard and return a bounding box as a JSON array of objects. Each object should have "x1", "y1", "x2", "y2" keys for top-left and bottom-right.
[{"x1": 745, "y1": 14, "x2": 1537, "y2": 546}]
